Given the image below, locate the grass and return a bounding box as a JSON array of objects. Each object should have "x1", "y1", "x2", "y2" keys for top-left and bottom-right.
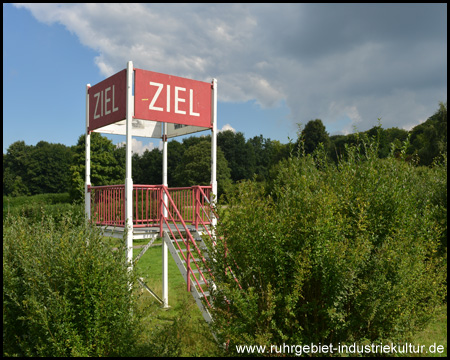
[
  {"x1": 135, "y1": 245, "x2": 219, "y2": 356},
  {"x1": 100, "y1": 234, "x2": 188, "y2": 305},
  {"x1": 135, "y1": 241, "x2": 189, "y2": 305},
  {"x1": 409, "y1": 304, "x2": 447, "y2": 357},
  {"x1": 103, "y1": 234, "x2": 219, "y2": 356}
]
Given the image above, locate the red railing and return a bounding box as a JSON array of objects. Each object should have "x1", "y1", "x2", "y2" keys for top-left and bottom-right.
[
  {"x1": 160, "y1": 186, "x2": 214, "y2": 304},
  {"x1": 88, "y1": 183, "x2": 239, "y2": 309},
  {"x1": 133, "y1": 185, "x2": 162, "y2": 228},
  {"x1": 88, "y1": 184, "x2": 126, "y2": 226},
  {"x1": 168, "y1": 186, "x2": 212, "y2": 225},
  {"x1": 88, "y1": 184, "x2": 213, "y2": 230}
]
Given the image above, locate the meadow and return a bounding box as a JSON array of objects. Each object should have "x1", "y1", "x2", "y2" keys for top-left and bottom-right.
[{"x1": 3, "y1": 137, "x2": 447, "y2": 358}]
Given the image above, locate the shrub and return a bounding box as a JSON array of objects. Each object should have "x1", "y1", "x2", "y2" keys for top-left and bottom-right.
[
  {"x1": 3, "y1": 209, "x2": 142, "y2": 356},
  {"x1": 2, "y1": 193, "x2": 83, "y2": 225},
  {"x1": 210, "y1": 135, "x2": 447, "y2": 353}
]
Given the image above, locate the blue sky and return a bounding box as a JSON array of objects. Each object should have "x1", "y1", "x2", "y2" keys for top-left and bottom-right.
[{"x1": 3, "y1": 4, "x2": 447, "y2": 154}]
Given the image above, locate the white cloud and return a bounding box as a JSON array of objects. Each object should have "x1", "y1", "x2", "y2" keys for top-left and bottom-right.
[
  {"x1": 219, "y1": 124, "x2": 236, "y2": 133},
  {"x1": 14, "y1": 3, "x2": 447, "y2": 133},
  {"x1": 116, "y1": 138, "x2": 155, "y2": 155}
]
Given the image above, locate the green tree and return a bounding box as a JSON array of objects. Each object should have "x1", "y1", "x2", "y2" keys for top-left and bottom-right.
[
  {"x1": 132, "y1": 148, "x2": 162, "y2": 185},
  {"x1": 217, "y1": 130, "x2": 255, "y2": 182},
  {"x1": 131, "y1": 152, "x2": 144, "y2": 185},
  {"x1": 298, "y1": 119, "x2": 330, "y2": 155},
  {"x1": 69, "y1": 133, "x2": 125, "y2": 201},
  {"x1": 26, "y1": 141, "x2": 73, "y2": 194},
  {"x1": 3, "y1": 141, "x2": 32, "y2": 196},
  {"x1": 3, "y1": 140, "x2": 73, "y2": 196},
  {"x1": 167, "y1": 139, "x2": 185, "y2": 186},
  {"x1": 174, "y1": 139, "x2": 232, "y2": 197},
  {"x1": 329, "y1": 133, "x2": 359, "y2": 163},
  {"x1": 247, "y1": 135, "x2": 274, "y2": 182},
  {"x1": 409, "y1": 101, "x2": 447, "y2": 165},
  {"x1": 382, "y1": 127, "x2": 409, "y2": 158},
  {"x1": 270, "y1": 139, "x2": 291, "y2": 165}
]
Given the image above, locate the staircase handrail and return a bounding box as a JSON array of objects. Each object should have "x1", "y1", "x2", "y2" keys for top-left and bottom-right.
[
  {"x1": 195, "y1": 186, "x2": 242, "y2": 291},
  {"x1": 193, "y1": 186, "x2": 217, "y2": 243},
  {"x1": 160, "y1": 186, "x2": 214, "y2": 307}
]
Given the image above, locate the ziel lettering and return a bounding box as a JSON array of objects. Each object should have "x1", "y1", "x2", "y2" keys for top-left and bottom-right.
[
  {"x1": 93, "y1": 85, "x2": 119, "y2": 119},
  {"x1": 148, "y1": 82, "x2": 200, "y2": 116}
]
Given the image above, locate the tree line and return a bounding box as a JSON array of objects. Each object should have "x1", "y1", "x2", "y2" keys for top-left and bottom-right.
[{"x1": 3, "y1": 101, "x2": 446, "y2": 199}]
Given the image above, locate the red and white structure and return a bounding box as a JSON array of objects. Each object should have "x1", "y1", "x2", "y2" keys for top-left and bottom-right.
[{"x1": 85, "y1": 61, "x2": 219, "y2": 320}]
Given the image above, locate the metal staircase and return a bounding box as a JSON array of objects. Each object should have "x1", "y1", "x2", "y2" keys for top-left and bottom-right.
[
  {"x1": 90, "y1": 183, "x2": 235, "y2": 328},
  {"x1": 160, "y1": 186, "x2": 217, "y2": 324},
  {"x1": 163, "y1": 228, "x2": 215, "y2": 323}
]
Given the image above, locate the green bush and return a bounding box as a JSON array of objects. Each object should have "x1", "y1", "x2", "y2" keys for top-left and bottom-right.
[
  {"x1": 210, "y1": 135, "x2": 447, "y2": 353},
  {"x1": 2, "y1": 193, "x2": 84, "y2": 224},
  {"x1": 3, "y1": 210, "x2": 142, "y2": 357},
  {"x1": 3, "y1": 192, "x2": 71, "y2": 208}
]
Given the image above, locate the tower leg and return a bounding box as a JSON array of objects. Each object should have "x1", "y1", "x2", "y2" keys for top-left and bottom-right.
[{"x1": 162, "y1": 123, "x2": 169, "y2": 308}]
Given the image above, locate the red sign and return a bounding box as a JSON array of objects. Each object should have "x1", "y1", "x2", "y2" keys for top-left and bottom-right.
[
  {"x1": 134, "y1": 68, "x2": 212, "y2": 128},
  {"x1": 88, "y1": 69, "x2": 127, "y2": 132}
]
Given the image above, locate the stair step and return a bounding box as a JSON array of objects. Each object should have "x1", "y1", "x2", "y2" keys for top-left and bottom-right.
[
  {"x1": 194, "y1": 290, "x2": 210, "y2": 298},
  {"x1": 188, "y1": 268, "x2": 209, "y2": 277},
  {"x1": 189, "y1": 269, "x2": 210, "y2": 278},
  {"x1": 171, "y1": 238, "x2": 187, "y2": 243},
  {"x1": 177, "y1": 248, "x2": 204, "y2": 254},
  {"x1": 175, "y1": 250, "x2": 204, "y2": 262},
  {"x1": 171, "y1": 237, "x2": 202, "y2": 242},
  {"x1": 163, "y1": 228, "x2": 213, "y2": 325}
]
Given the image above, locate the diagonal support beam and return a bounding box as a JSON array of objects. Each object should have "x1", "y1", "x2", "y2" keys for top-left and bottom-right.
[
  {"x1": 137, "y1": 278, "x2": 164, "y2": 305},
  {"x1": 133, "y1": 236, "x2": 158, "y2": 264}
]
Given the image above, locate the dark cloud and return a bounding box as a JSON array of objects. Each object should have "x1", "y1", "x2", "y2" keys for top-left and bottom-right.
[
  {"x1": 273, "y1": 4, "x2": 446, "y2": 62},
  {"x1": 15, "y1": 3, "x2": 447, "y2": 133}
]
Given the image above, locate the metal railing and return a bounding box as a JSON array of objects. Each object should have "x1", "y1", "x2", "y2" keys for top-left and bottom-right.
[
  {"x1": 87, "y1": 183, "x2": 241, "y2": 309},
  {"x1": 88, "y1": 184, "x2": 126, "y2": 226},
  {"x1": 160, "y1": 186, "x2": 214, "y2": 305},
  {"x1": 88, "y1": 184, "x2": 213, "y2": 230}
]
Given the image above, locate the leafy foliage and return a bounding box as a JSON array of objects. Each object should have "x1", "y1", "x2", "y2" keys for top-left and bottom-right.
[
  {"x1": 3, "y1": 210, "x2": 142, "y2": 357},
  {"x1": 3, "y1": 141, "x2": 73, "y2": 196},
  {"x1": 132, "y1": 148, "x2": 162, "y2": 185},
  {"x1": 4, "y1": 101, "x2": 446, "y2": 199},
  {"x1": 175, "y1": 139, "x2": 232, "y2": 197},
  {"x1": 210, "y1": 133, "x2": 447, "y2": 353},
  {"x1": 409, "y1": 101, "x2": 447, "y2": 165},
  {"x1": 247, "y1": 135, "x2": 276, "y2": 182},
  {"x1": 218, "y1": 130, "x2": 256, "y2": 182},
  {"x1": 297, "y1": 118, "x2": 330, "y2": 155},
  {"x1": 69, "y1": 132, "x2": 125, "y2": 201},
  {"x1": 329, "y1": 102, "x2": 447, "y2": 166},
  {"x1": 2, "y1": 193, "x2": 83, "y2": 224}
]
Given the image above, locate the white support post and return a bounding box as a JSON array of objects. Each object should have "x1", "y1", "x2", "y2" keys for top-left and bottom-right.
[
  {"x1": 162, "y1": 122, "x2": 169, "y2": 308},
  {"x1": 85, "y1": 84, "x2": 91, "y2": 220},
  {"x1": 125, "y1": 61, "x2": 134, "y2": 271},
  {"x1": 211, "y1": 78, "x2": 218, "y2": 227}
]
